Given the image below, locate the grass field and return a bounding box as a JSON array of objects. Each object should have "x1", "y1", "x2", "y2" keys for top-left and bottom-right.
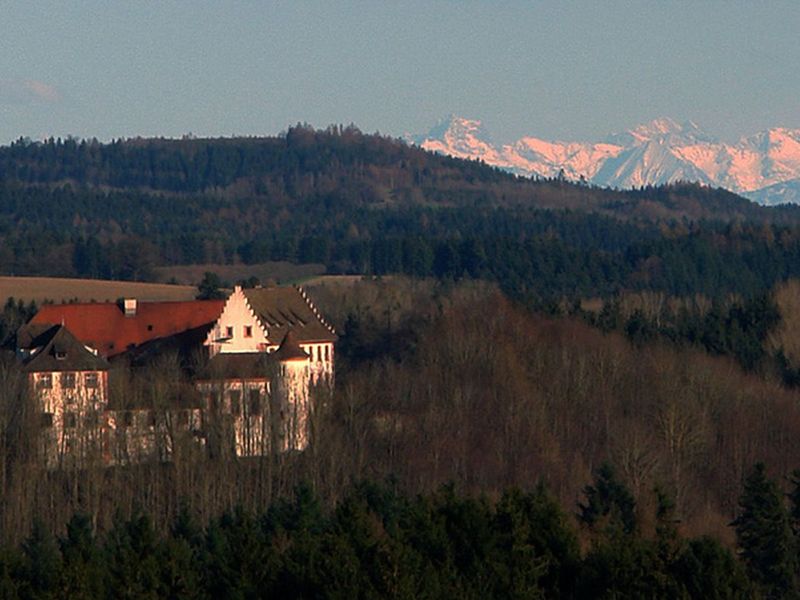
[{"x1": 0, "y1": 277, "x2": 197, "y2": 305}]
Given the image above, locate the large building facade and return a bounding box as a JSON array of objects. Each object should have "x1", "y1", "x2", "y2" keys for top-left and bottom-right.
[{"x1": 17, "y1": 285, "x2": 336, "y2": 467}]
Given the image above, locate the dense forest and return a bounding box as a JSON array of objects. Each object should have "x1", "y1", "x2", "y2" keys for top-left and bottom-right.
[
  {"x1": 0, "y1": 279, "x2": 799, "y2": 596},
  {"x1": 4, "y1": 128, "x2": 800, "y2": 302},
  {"x1": 0, "y1": 479, "x2": 771, "y2": 599},
  {"x1": 7, "y1": 129, "x2": 800, "y2": 595}
]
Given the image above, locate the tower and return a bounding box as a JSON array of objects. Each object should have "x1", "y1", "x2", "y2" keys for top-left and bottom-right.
[{"x1": 271, "y1": 331, "x2": 311, "y2": 451}]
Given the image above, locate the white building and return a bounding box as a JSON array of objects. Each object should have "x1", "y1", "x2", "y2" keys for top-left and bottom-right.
[{"x1": 18, "y1": 285, "x2": 337, "y2": 465}]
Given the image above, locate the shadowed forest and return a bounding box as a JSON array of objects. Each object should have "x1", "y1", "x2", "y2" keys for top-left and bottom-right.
[
  {"x1": 3, "y1": 129, "x2": 800, "y2": 596},
  {"x1": 0, "y1": 279, "x2": 799, "y2": 596},
  {"x1": 4, "y1": 129, "x2": 800, "y2": 303}
]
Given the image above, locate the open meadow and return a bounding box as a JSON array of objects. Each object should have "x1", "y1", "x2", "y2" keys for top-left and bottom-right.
[{"x1": 0, "y1": 276, "x2": 197, "y2": 305}]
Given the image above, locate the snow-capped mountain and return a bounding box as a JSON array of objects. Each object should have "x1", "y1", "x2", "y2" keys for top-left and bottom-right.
[{"x1": 410, "y1": 116, "x2": 800, "y2": 205}]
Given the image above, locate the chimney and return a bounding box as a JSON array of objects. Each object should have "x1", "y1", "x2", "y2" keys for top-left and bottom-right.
[{"x1": 123, "y1": 298, "x2": 137, "y2": 317}]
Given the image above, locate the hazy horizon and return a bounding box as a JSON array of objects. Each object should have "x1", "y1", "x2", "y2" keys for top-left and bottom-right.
[{"x1": 2, "y1": 2, "x2": 798, "y2": 145}]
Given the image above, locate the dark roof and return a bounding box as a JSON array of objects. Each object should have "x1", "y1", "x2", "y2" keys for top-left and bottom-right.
[
  {"x1": 273, "y1": 331, "x2": 310, "y2": 362},
  {"x1": 118, "y1": 322, "x2": 215, "y2": 371},
  {"x1": 16, "y1": 323, "x2": 54, "y2": 349},
  {"x1": 23, "y1": 325, "x2": 109, "y2": 373},
  {"x1": 20, "y1": 300, "x2": 225, "y2": 357},
  {"x1": 196, "y1": 352, "x2": 273, "y2": 381},
  {"x1": 244, "y1": 287, "x2": 337, "y2": 345}
]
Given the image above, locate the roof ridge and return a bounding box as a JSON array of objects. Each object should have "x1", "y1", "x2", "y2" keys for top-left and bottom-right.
[{"x1": 295, "y1": 285, "x2": 336, "y2": 335}]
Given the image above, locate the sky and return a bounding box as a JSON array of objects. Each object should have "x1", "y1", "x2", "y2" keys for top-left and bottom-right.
[{"x1": 1, "y1": 2, "x2": 798, "y2": 145}]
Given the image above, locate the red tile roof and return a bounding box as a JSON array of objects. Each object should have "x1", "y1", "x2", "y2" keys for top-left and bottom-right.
[{"x1": 23, "y1": 300, "x2": 225, "y2": 357}]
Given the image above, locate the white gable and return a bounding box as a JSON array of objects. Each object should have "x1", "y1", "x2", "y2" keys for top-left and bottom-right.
[{"x1": 205, "y1": 286, "x2": 269, "y2": 356}]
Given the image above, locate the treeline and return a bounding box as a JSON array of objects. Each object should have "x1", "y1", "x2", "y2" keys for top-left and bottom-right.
[
  {"x1": 9, "y1": 180, "x2": 800, "y2": 301},
  {"x1": 582, "y1": 292, "x2": 781, "y2": 373},
  {"x1": 1, "y1": 129, "x2": 792, "y2": 225},
  {"x1": 5, "y1": 463, "x2": 800, "y2": 599},
  {"x1": 4, "y1": 128, "x2": 800, "y2": 301},
  {"x1": 0, "y1": 476, "x2": 766, "y2": 599}
]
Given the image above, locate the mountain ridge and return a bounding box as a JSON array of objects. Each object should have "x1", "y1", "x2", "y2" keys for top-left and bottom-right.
[{"x1": 411, "y1": 116, "x2": 800, "y2": 205}]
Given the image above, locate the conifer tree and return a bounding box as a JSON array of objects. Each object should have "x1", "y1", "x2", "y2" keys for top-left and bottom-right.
[
  {"x1": 733, "y1": 462, "x2": 798, "y2": 599},
  {"x1": 20, "y1": 520, "x2": 61, "y2": 600},
  {"x1": 579, "y1": 463, "x2": 637, "y2": 535},
  {"x1": 59, "y1": 514, "x2": 104, "y2": 600},
  {"x1": 788, "y1": 469, "x2": 800, "y2": 537},
  {"x1": 104, "y1": 511, "x2": 160, "y2": 600}
]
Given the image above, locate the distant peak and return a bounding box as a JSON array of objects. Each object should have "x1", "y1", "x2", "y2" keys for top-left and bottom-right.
[
  {"x1": 411, "y1": 114, "x2": 800, "y2": 203},
  {"x1": 605, "y1": 117, "x2": 710, "y2": 146},
  {"x1": 413, "y1": 115, "x2": 494, "y2": 145},
  {"x1": 629, "y1": 117, "x2": 686, "y2": 140}
]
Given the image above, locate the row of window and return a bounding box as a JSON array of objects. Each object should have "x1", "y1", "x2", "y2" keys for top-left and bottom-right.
[
  {"x1": 37, "y1": 372, "x2": 99, "y2": 390},
  {"x1": 307, "y1": 345, "x2": 331, "y2": 363},
  {"x1": 42, "y1": 410, "x2": 195, "y2": 430},
  {"x1": 224, "y1": 325, "x2": 254, "y2": 339},
  {"x1": 41, "y1": 411, "x2": 100, "y2": 428},
  {"x1": 209, "y1": 389, "x2": 264, "y2": 417},
  {"x1": 115, "y1": 410, "x2": 193, "y2": 429},
  {"x1": 218, "y1": 325, "x2": 332, "y2": 364}
]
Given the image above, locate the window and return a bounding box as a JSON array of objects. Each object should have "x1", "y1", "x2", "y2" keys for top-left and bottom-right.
[
  {"x1": 226, "y1": 326, "x2": 234, "y2": 338},
  {"x1": 229, "y1": 390, "x2": 242, "y2": 416},
  {"x1": 249, "y1": 389, "x2": 261, "y2": 416},
  {"x1": 61, "y1": 372, "x2": 76, "y2": 389},
  {"x1": 64, "y1": 412, "x2": 77, "y2": 428},
  {"x1": 122, "y1": 412, "x2": 134, "y2": 427},
  {"x1": 37, "y1": 374, "x2": 53, "y2": 389},
  {"x1": 84, "y1": 412, "x2": 99, "y2": 427},
  {"x1": 40, "y1": 413, "x2": 53, "y2": 428},
  {"x1": 325, "y1": 345, "x2": 330, "y2": 361},
  {"x1": 84, "y1": 373, "x2": 98, "y2": 388},
  {"x1": 244, "y1": 325, "x2": 253, "y2": 338}
]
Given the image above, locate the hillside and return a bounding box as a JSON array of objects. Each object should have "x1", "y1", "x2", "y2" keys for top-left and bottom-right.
[
  {"x1": 3, "y1": 128, "x2": 800, "y2": 301},
  {"x1": 2, "y1": 127, "x2": 793, "y2": 221}
]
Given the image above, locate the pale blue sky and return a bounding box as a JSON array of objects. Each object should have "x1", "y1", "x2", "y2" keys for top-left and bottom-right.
[{"x1": 1, "y1": 2, "x2": 798, "y2": 144}]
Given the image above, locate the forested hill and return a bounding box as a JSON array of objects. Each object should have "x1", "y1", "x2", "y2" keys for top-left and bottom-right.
[
  {"x1": 2, "y1": 126, "x2": 793, "y2": 222},
  {"x1": 4, "y1": 126, "x2": 800, "y2": 300}
]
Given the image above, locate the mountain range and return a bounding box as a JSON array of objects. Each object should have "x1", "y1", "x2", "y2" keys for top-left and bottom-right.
[{"x1": 410, "y1": 116, "x2": 800, "y2": 205}]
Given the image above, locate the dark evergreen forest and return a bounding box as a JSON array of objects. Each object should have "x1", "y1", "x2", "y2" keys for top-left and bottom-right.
[{"x1": 3, "y1": 127, "x2": 800, "y2": 303}]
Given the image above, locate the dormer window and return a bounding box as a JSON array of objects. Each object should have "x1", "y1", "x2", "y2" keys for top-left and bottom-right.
[
  {"x1": 123, "y1": 298, "x2": 137, "y2": 317},
  {"x1": 55, "y1": 351, "x2": 67, "y2": 361}
]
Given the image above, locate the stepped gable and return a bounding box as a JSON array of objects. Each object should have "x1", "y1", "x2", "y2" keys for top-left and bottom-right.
[
  {"x1": 243, "y1": 286, "x2": 337, "y2": 345},
  {"x1": 196, "y1": 352, "x2": 273, "y2": 381},
  {"x1": 20, "y1": 299, "x2": 225, "y2": 358},
  {"x1": 22, "y1": 325, "x2": 109, "y2": 372}
]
